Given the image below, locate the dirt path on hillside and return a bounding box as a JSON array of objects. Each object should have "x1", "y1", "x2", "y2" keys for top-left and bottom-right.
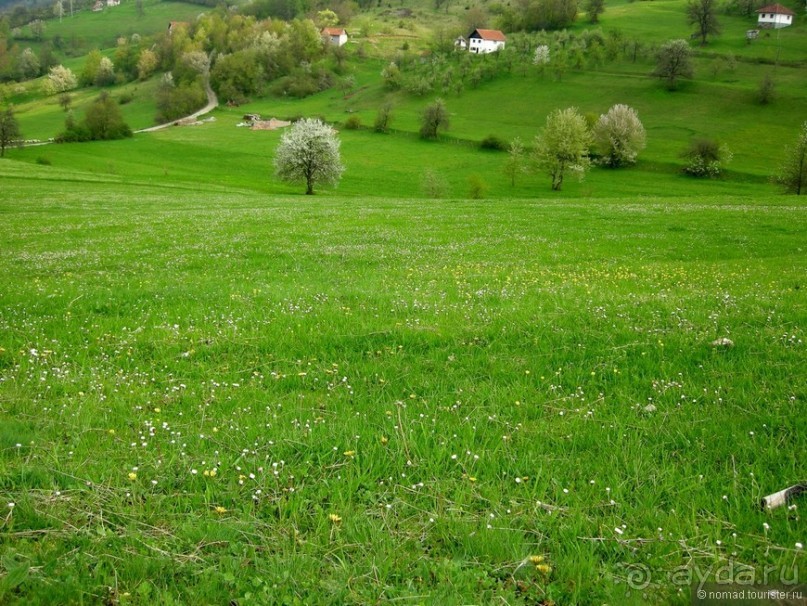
[{"x1": 136, "y1": 78, "x2": 218, "y2": 134}]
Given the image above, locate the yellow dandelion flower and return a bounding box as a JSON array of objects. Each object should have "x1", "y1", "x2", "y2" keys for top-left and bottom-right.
[
  {"x1": 468, "y1": 476, "x2": 477, "y2": 483},
  {"x1": 203, "y1": 470, "x2": 210, "y2": 477},
  {"x1": 343, "y1": 450, "x2": 356, "y2": 457},
  {"x1": 536, "y1": 564, "x2": 552, "y2": 574},
  {"x1": 380, "y1": 436, "x2": 388, "y2": 445},
  {"x1": 529, "y1": 555, "x2": 544, "y2": 565},
  {"x1": 214, "y1": 506, "x2": 227, "y2": 514},
  {"x1": 209, "y1": 469, "x2": 217, "y2": 477},
  {"x1": 128, "y1": 472, "x2": 137, "y2": 481},
  {"x1": 328, "y1": 513, "x2": 342, "y2": 524},
  {"x1": 108, "y1": 429, "x2": 116, "y2": 435},
  {"x1": 153, "y1": 407, "x2": 161, "y2": 413}
]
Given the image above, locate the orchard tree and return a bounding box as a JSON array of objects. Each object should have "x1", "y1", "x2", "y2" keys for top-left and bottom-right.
[
  {"x1": 533, "y1": 107, "x2": 592, "y2": 190},
  {"x1": 775, "y1": 121, "x2": 807, "y2": 195},
  {"x1": 419, "y1": 98, "x2": 449, "y2": 139},
  {"x1": 42, "y1": 64, "x2": 77, "y2": 95},
  {"x1": 0, "y1": 105, "x2": 21, "y2": 157},
  {"x1": 274, "y1": 118, "x2": 344, "y2": 195},
  {"x1": 592, "y1": 104, "x2": 646, "y2": 167},
  {"x1": 686, "y1": 0, "x2": 720, "y2": 46},
  {"x1": 653, "y1": 39, "x2": 694, "y2": 90}
]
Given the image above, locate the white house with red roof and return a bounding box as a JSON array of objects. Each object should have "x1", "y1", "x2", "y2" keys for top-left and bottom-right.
[
  {"x1": 756, "y1": 4, "x2": 795, "y2": 28},
  {"x1": 466, "y1": 29, "x2": 506, "y2": 54},
  {"x1": 321, "y1": 27, "x2": 348, "y2": 47}
]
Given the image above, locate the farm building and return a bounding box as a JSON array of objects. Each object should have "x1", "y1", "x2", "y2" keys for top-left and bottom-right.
[
  {"x1": 466, "y1": 29, "x2": 506, "y2": 54},
  {"x1": 321, "y1": 27, "x2": 348, "y2": 47},
  {"x1": 756, "y1": 4, "x2": 795, "y2": 28}
]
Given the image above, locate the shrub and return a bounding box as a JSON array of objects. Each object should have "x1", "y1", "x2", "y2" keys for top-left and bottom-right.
[
  {"x1": 757, "y1": 73, "x2": 775, "y2": 105},
  {"x1": 36, "y1": 156, "x2": 51, "y2": 165},
  {"x1": 479, "y1": 135, "x2": 508, "y2": 151},
  {"x1": 682, "y1": 138, "x2": 732, "y2": 177},
  {"x1": 467, "y1": 174, "x2": 488, "y2": 199},
  {"x1": 344, "y1": 115, "x2": 362, "y2": 130},
  {"x1": 421, "y1": 169, "x2": 449, "y2": 198}
]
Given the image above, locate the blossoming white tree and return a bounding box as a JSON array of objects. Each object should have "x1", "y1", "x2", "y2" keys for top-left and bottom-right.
[
  {"x1": 42, "y1": 65, "x2": 78, "y2": 96},
  {"x1": 274, "y1": 119, "x2": 344, "y2": 195},
  {"x1": 592, "y1": 104, "x2": 646, "y2": 168}
]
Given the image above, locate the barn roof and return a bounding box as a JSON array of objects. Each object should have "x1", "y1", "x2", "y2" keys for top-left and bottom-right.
[{"x1": 321, "y1": 27, "x2": 347, "y2": 36}]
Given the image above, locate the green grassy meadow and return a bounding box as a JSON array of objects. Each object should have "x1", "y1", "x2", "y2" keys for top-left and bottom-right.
[
  {"x1": 1, "y1": 0, "x2": 807, "y2": 603},
  {"x1": 0, "y1": 162, "x2": 805, "y2": 604}
]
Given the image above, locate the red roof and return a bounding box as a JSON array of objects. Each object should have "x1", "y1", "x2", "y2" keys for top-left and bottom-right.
[
  {"x1": 470, "y1": 28, "x2": 506, "y2": 42},
  {"x1": 321, "y1": 27, "x2": 347, "y2": 36},
  {"x1": 757, "y1": 3, "x2": 795, "y2": 15}
]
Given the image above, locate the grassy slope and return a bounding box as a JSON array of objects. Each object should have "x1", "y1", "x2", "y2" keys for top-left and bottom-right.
[{"x1": 0, "y1": 160, "x2": 805, "y2": 604}]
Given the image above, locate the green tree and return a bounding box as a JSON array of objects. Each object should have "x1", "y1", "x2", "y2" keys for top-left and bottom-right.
[
  {"x1": 75, "y1": 92, "x2": 132, "y2": 140},
  {"x1": 0, "y1": 105, "x2": 21, "y2": 157},
  {"x1": 592, "y1": 104, "x2": 646, "y2": 167},
  {"x1": 775, "y1": 121, "x2": 807, "y2": 195},
  {"x1": 533, "y1": 107, "x2": 592, "y2": 190},
  {"x1": 653, "y1": 39, "x2": 694, "y2": 90},
  {"x1": 504, "y1": 137, "x2": 526, "y2": 186},
  {"x1": 585, "y1": 0, "x2": 605, "y2": 23},
  {"x1": 686, "y1": 0, "x2": 720, "y2": 46},
  {"x1": 274, "y1": 119, "x2": 345, "y2": 195},
  {"x1": 419, "y1": 98, "x2": 449, "y2": 139},
  {"x1": 374, "y1": 102, "x2": 394, "y2": 133},
  {"x1": 80, "y1": 50, "x2": 103, "y2": 87},
  {"x1": 137, "y1": 49, "x2": 158, "y2": 81}
]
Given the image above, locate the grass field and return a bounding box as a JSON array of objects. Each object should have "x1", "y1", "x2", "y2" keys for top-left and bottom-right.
[{"x1": 0, "y1": 161, "x2": 805, "y2": 604}]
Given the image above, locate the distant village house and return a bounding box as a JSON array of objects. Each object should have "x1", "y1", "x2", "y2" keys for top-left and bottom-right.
[
  {"x1": 756, "y1": 4, "x2": 795, "y2": 28},
  {"x1": 321, "y1": 27, "x2": 348, "y2": 47},
  {"x1": 462, "y1": 29, "x2": 506, "y2": 54}
]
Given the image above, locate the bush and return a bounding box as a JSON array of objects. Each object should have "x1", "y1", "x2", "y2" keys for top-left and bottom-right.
[
  {"x1": 35, "y1": 156, "x2": 51, "y2": 165},
  {"x1": 421, "y1": 169, "x2": 449, "y2": 198},
  {"x1": 682, "y1": 138, "x2": 732, "y2": 177},
  {"x1": 479, "y1": 135, "x2": 508, "y2": 151},
  {"x1": 344, "y1": 115, "x2": 362, "y2": 130},
  {"x1": 118, "y1": 91, "x2": 135, "y2": 105},
  {"x1": 467, "y1": 174, "x2": 488, "y2": 199},
  {"x1": 757, "y1": 73, "x2": 775, "y2": 105}
]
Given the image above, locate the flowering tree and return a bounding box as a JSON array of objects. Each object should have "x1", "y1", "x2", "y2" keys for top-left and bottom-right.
[
  {"x1": 592, "y1": 104, "x2": 646, "y2": 167},
  {"x1": 274, "y1": 119, "x2": 345, "y2": 195},
  {"x1": 43, "y1": 65, "x2": 78, "y2": 96},
  {"x1": 533, "y1": 107, "x2": 592, "y2": 191}
]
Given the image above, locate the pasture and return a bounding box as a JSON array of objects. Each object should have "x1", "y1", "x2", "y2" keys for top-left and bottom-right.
[{"x1": 0, "y1": 162, "x2": 805, "y2": 604}]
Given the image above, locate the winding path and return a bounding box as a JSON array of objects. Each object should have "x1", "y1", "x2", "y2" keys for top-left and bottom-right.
[{"x1": 135, "y1": 78, "x2": 218, "y2": 134}]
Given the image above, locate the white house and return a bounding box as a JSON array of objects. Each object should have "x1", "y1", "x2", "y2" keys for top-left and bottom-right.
[
  {"x1": 106, "y1": 0, "x2": 120, "y2": 6},
  {"x1": 466, "y1": 28, "x2": 506, "y2": 54},
  {"x1": 756, "y1": 3, "x2": 795, "y2": 28},
  {"x1": 321, "y1": 27, "x2": 348, "y2": 47},
  {"x1": 454, "y1": 36, "x2": 467, "y2": 51}
]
